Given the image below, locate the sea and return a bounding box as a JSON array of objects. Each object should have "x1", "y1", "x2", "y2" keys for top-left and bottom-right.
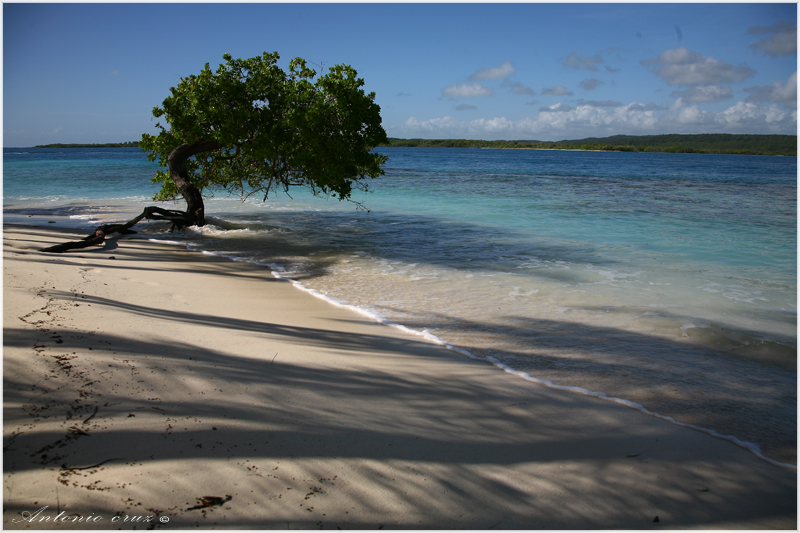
[{"x1": 3, "y1": 146, "x2": 797, "y2": 466}]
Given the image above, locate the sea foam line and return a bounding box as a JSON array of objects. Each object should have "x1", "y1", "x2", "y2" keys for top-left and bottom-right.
[
  {"x1": 146, "y1": 235, "x2": 797, "y2": 472},
  {"x1": 268, "y1": 260, "x2": 797, "y2": 472}
]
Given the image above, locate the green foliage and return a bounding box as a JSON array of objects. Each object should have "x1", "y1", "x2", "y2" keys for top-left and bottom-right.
[
  {"x1": 140, "y1": 52, "x2": 388, "y2": 204},
  {"x1": 381, "y1": 134, "x2": 796, "y2": 156},
  {"x1": 553, "y1": 134, "x2": 797, "y2": 155}
]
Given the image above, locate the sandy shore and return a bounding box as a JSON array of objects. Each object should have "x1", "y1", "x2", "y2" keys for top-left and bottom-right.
[{"x1": 3, "y1": 224, "x2": 796, "y2": 529}]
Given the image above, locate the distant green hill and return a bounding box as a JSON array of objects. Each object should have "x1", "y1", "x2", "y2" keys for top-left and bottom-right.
[
  {"x1": 33, "y1": 141, "x2": 140, "y2": 148},
  {"x1": 33, "y1": 134, "x2": 798, "y2": 156},
  {"x1": 382, "y1": 134, "x2": 797, "y2": 156},
  {"x1": 553, "y1": 134, "x2": 797, "y2": 155}
]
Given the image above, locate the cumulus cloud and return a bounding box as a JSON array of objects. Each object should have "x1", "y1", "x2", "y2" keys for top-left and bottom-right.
[
  {"x1": 579, "y1": 78, "x2": 604, "y2": 91},
  {"x1": 539, "y1": 103, "x2": 573, "y2": 113},
  {"x1": 744, "y1": 71, "x2": 797, "y2": 109},
  {"x1": 395, "y1": 100, "x2": 795, "y2": 140},
  {"x1": 541, "y1": 85, "x2": 573, "y2": 96},
  {"x1": 469, "y1": 60, "x2": 516, "y2": 81},
  {"x1": 467, "y1": 116, "x2": 517, "y2": 134},
  {"x1": 748, "y1": 21, "x2": 797, "y2": 57},
  {"x1": 561, "y1": 53, "x2": 604, "y2": 71},
  {"x1": 641, "y1": 46, "x2": 755, "y2": 86},
  {"x1": 442, "y1": 83, "x2": 493, "y2": 98},
  {"x1": 716, "y1": 101, "x2": 797, "y2": 131},
  {"x1": 670, "y1": 85, "x2": 733, "y2": 103},
  {"x1": 502, "y1": 79, "x2": 536, "y2": 95},
  {"x1": 400, "y1": 116, "x2": 462, "y2": 133}
]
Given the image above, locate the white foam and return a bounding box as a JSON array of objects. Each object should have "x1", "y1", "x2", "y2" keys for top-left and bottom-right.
[
  {"x1": 480, "y1": 356, "x2": 796, "y2": 471},
  {"x1": 277, "y1": 267, "x2": 796, "y2": 471},
  {"x1": 679, "y1": 321, "x2": 709, "y2": 337},
  {"x1": 508, "y1": 287, "x2": 539, "y2": 298}
]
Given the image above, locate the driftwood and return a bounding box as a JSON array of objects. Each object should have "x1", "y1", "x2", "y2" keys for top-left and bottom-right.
[{"x1": 40, "y1": 206, "x2": 193, "y2": 253}]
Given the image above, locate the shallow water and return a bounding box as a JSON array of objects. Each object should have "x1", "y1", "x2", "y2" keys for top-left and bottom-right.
[{"x1": 4, "y1": 146, "x2": 796, "y2": 464}]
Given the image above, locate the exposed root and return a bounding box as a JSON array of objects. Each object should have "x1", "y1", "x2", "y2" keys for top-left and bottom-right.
[{"x1": 40, "y1": 206, "x2": 194, "y2": 253}]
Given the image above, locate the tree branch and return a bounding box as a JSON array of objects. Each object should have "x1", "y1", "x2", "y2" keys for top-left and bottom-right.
[{"x1": 40, "y1": 206, "x2": 193, "y2": 253}]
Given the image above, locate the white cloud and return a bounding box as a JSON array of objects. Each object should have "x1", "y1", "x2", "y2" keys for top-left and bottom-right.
[
  {"x1": 541, "y1": 85, "x2": 573, "y2": 96},
  {"x1": 469, "y1": 60, "x2": 516, "y2": 81},
  {"x1": 467, "y1": 116, "x2": 515, "y2": 134},
  {"x1": 642, "y1": 46, "x2": 755, "y2": 86},
  {"x1": 745, "y1": 71, "x2": 797, "y2": 109},
  {"x1": 539, "y1": 103, "x2": 573, "y2": 113},
  {"x1": 668, "y1": 101, "x2": 717, "y2": 126},
  {"x1": 748, "y1": 21, "x2": 797, "y2": 57},
  {"x1": 442, "y1": 83, "x2": 493, "y2": 98},
  {"x1": 561, "y1": 53, "x2": 604, "y2": 71},
  {"x1": 670, "y1": 85, "x2": 733, "y2": 103},
  {"x1": 401, "y1": 116, "x2": 462, "y2": 133},
  {"x1": 395, "y1": 100, "x2": 796, "y2": 140},
  {"x1": 719, "y1": 101, "x2": 796, "y2": 128}
]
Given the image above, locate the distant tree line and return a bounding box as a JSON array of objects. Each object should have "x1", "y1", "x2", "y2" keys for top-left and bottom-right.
[
  {"x1": 381, "y1": 134, "x2": 797, "y2": 156},
  {"x1": 35, "y1": 134, "x2": 797, "y2": 156},
  {"x1": 34, "y1": 141, "x2": 140, "y2": 148}
]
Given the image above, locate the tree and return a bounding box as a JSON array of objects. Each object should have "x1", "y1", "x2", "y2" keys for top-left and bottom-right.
[{"x1": 42, "y1": 52, "x2": 388, "y2": 253}]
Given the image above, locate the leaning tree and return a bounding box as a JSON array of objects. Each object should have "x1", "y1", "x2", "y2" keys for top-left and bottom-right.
[{"x1": 42, "y1": 52, "x2": 388, "y2": 253}]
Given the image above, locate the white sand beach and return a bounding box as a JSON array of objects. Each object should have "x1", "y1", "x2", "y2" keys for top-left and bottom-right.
[{"x1": 3, "y1": 224, "x2": 796, "y2": 529}]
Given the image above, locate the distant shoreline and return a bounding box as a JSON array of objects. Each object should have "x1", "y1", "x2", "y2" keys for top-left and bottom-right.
[
  {"x1": 30, "y1": 133, "x2": 797, "y2": 156},
  {"x1": 31, "y1": 142, "x2": 139, "y2": 149},
  {"x1": 380, "y1": 133, "x2": 797, "y2": 156}
]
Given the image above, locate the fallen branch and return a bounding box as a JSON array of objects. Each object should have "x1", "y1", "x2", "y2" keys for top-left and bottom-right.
[
  {"x1": 41, "y1": 206, "x2": 192, "y2": 253},
  {"x1": 83, "y1": 405, "x2": 99, "y2": 425},
  {"x1": 60, "y1": 458, "x2": 126, "y2": 471}
]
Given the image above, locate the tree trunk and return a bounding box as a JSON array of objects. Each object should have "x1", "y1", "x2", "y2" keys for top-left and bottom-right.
[
  {"x1": 40, "y1": 140, "x2": 222, "y2": 253},
  {"x1": 167, "y1": 140, "x2": 221, "y2": 227}
]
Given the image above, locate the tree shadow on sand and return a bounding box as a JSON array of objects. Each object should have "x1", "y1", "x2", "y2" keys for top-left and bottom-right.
[
  {"x1": 3, "y1": 319, "x2": 796, "y2": 528},
  {"x1": 3, "y1": 224, "x2": 796, "y2": 528}
]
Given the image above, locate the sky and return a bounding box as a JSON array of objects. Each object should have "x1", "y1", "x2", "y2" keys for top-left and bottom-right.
[{"x1": 3, "y1": 2, "x2": 797, "y2": 146}]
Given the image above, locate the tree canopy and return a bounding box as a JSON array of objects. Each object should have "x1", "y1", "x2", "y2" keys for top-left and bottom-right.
[
  {"x1": 42, "y1": 52, "x2": 387, "y2": 253},
  {"x1": 139, "y1": 52, "x2": 388, "y2": 226}
]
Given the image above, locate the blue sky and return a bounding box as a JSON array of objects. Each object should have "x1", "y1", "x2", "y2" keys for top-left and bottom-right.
[{"x1": 3, "y1": 3, "x2": 797, "y2": 146}]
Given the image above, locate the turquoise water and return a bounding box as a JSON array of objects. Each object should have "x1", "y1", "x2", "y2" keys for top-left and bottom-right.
[{"x1": 4, "y1": 146, "x2": 797, "y2": 464}]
